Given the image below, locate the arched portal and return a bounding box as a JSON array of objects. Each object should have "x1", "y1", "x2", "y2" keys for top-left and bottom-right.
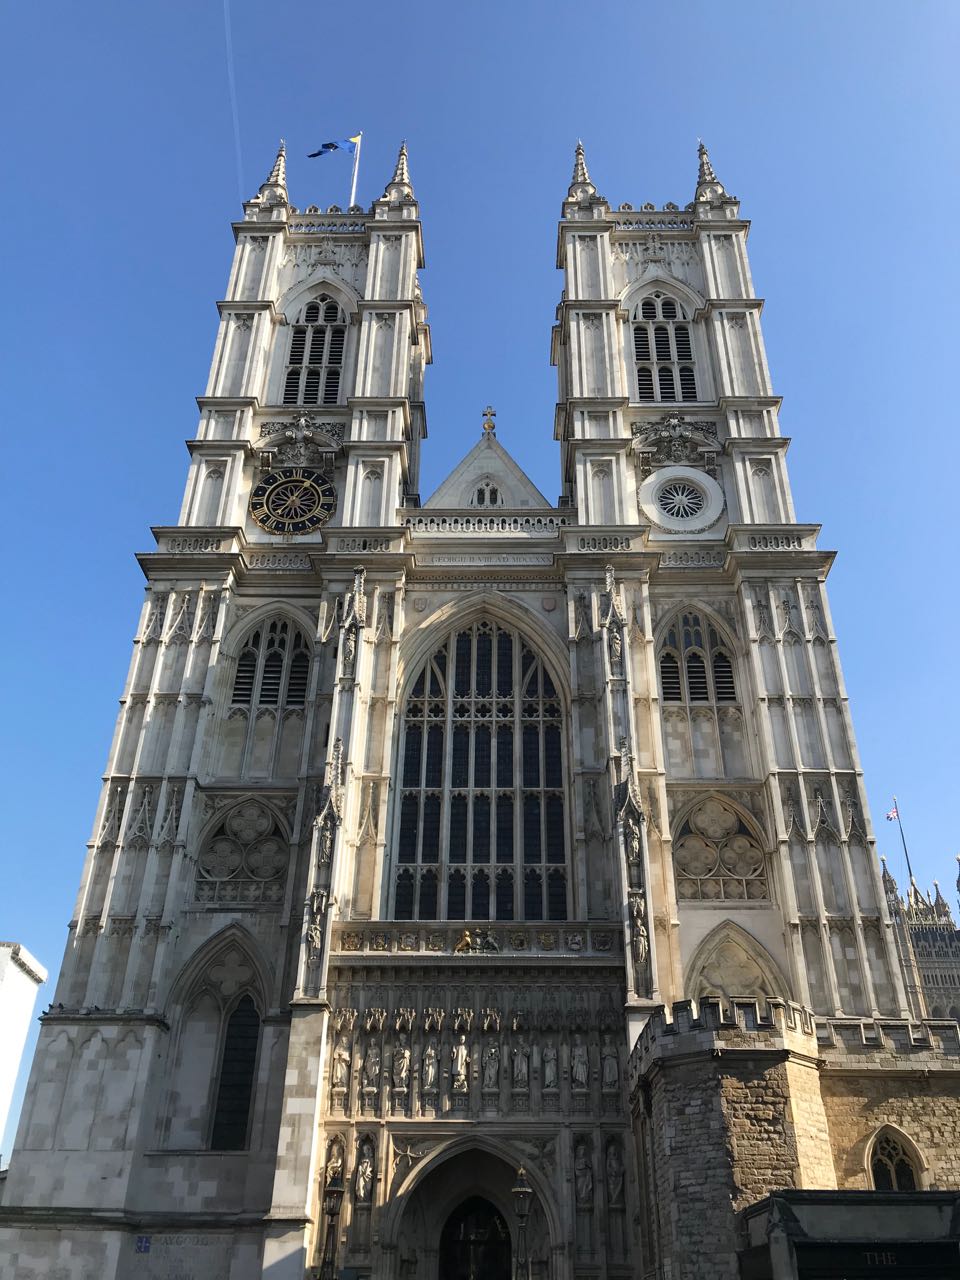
[
  {"x1": 438, "y1": 1196, "x2": 511, "y2": 1280},
  {"x1": 386, "y1": 1141, "x2": 560, "y2": 1280}
]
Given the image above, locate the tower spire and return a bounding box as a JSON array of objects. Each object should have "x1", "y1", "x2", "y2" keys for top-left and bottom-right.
[
  {"x1": 383, "y1": 141, "x2": 414, "y2": 201},
  {"x1": 567, "y1": 139, "x2": 596, "y2": 201},
  {"x1": 694, "y1": 139, "x2": 727, "y2": 203},
  {"x1": 255, "y1": 138, "x2": 288, "y2": 206}
]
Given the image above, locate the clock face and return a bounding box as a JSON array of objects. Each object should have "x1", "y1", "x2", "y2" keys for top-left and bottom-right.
[{"x1": 250, "y1": 468, "x2": 337, "y2": 535}]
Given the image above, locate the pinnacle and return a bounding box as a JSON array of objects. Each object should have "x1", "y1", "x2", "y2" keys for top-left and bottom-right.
[
  {"x1": 567, "y1": 139, "x2": 596, "y2": 200},
  {"x1": 383, "y1": 140, "x2": 414, "y2": 199},
  {"x1": 256, "y1": 138, "x2": 288, "y2": 204},
  {"x1": 695, "y1": 138, "x2": 727, "y2": 203}
]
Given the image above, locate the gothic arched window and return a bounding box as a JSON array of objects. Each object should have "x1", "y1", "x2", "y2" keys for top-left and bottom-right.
[
  {"x1": 210, "y1": 993, "x2": 261, "y2": 1150},
  {"x1": 195, "y1": 800, "x2": 289, "y2": 907},
  {"x1": 392, "y1": 622, "x2": 568, "y2": 922},
  {"x1": 870, "y1": 1130, "x2": 921, "y2": 1192},
  {"x1": 632, "y1": 292, "x2": 698, "y2": 404},
  {"x1": 282, "y1": 294, "x2": 347, "y2": 406},
  {"x1": 658, "y1": 611, "x2": 747, "y2": 778},
  {"x1": 232, "y1": 619, "x2": 310, "y2": 708}
]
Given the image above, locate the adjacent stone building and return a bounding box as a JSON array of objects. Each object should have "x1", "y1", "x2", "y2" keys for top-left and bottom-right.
[
  {"x1": 0, "y1": 141, "x2": 958, "y2": 1279},
  {"x1": 0, "y1": 944, "x2": 47, "y2": 1159}
]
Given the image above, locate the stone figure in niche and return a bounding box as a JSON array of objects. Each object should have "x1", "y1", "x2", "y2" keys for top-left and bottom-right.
[
  {"x1": 624, "y1": 814, "x2": 642, "y2": 863},
  {"x1": 355, "y1": 1138, "x2": 375, "y2": 1203},
  {"x1": 608, "y1": 626, "x2": 623, "y2": 672},
  {"x1": 571, "y1": 1035, "x2": 589, "y2": 1090},
  {"x1": 631, "y1": 892, "x2": 649, "y2": 971},
  {"x1": 331, "y1": 1037, "x2": 350, "y2": 1090},
  {"x1": 574, "y1": 1142, "x2": 594, "y2": 1206},
  {"x1": 512, "y1": 1038, "x2": 530, "y2": 1089},
  {"x1": 392, "y1": 1036, "x2": 411, "y2": 1089},
  {"x1": 451, "y1": 1034, "x2": 470, "y2": 1091},
  {"x1": 542, "y1": 1039, "x2": 558, "y2": 1090},
  {"x1": 482, "y1": 1040, "x2": 500, "y2": 1090},
  {"x1": 422, "y1": 1039, "x2": 438, "y2": 1090},
  {"x1": 605, "y1": 1141, "x2": 624, "y2": 1205},
  {"x1": 362, "y1": 1041, "x2": 381, "y2": 1088},
  {"x1": 326, "y1": 1137, "x2": 345, "y2": 1183},
  {"x1": 600, "y1": 1035, "x2": 619, "y2": 1090}
]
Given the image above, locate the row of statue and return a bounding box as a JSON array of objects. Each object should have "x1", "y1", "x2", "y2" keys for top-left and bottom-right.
[
  {"x1": 324, "y1": 1133, "x2": 625, "y2": 1208},
  {"x1": 331, "y1": 1031, "x2": 622, "y2": 1094}
]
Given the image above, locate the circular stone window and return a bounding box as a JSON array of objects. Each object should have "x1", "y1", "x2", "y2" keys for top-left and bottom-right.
[
  {"x1": 657, "y1": 480, "x2": 705, "y2": 520},
  {"x1": 638, "y1": 465, "x2": 725, "y2": 534}
]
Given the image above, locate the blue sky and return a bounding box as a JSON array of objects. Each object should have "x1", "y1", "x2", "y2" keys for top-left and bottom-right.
[{"x1": 1, "y1": 1, "x2": 958, "y2": 1152}]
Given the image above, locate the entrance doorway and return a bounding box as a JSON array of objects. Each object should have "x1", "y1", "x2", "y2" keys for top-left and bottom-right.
[{"x1": 438, "y1": 1196, "x2": 512, "y2": 1280}]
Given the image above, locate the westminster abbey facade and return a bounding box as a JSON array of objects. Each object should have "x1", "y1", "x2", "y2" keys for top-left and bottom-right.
[{"x1": 2, "y1": 143, "x2": 959, "y2": 1280}]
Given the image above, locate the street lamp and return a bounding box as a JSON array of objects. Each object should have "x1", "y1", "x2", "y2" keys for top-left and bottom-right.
[
  {"x1": 512, "y1": 1165, "x2": 533, "y2": 1280},
  {"x1": 318, "y1": 1170, "x2": 344, "y2": 1280}
]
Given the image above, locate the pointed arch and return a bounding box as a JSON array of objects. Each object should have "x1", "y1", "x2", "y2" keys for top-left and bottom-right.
[
  {"x1": 866, "y1": 1125, "x2": 928, "y2": 1191},
  {"x1": 398, "y1": 592, "x2": 571, "y2": 712},
  {"x1": 379, "y1": 1133, "x2": 563, "y2": 1262},
  {"x1": 278, "y1": 273, "x2": 361, "y2": 321},
  {"x1": 685, "y1": 921, "x2": 791, "y2": 1004},
  {"x1": 621, "y1": 274, "x2": 706, "y2": 316},
  {"x1": 161, "y1": 921, "x2": 271, "y2": 1016},
  {"x1": 389, "y1": 598, "x2": 572, "y2": 923}
]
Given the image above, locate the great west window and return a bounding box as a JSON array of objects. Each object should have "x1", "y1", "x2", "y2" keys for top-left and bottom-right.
[{"x1": 393, "y1": 622, "x2": 568, "y2": 922}]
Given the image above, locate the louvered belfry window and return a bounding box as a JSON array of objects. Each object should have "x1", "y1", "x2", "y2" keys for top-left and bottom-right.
[
  {"x1": 393, "y1": 622, "x2": 569, "y2": 922},
  {"x1": 633, "y1": 292, "x2": 698, "y2": 404},
  {"x1": 658, "y1": 612, "x2": 737, "y2": 706},
  {"x1": 231, "y1": 620, "x2": 310, "y2": 708},
  {"x1": 282, "y1": 295, "x2": 347, "y2": 406}
]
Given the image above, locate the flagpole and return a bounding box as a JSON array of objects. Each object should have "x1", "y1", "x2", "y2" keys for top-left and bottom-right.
[
  {"x1": 892, "y1": 795, "x2": 916, "y2": 883},
  {"x1": 349, "y1": 132, "x2": 362, "y2": 209}
]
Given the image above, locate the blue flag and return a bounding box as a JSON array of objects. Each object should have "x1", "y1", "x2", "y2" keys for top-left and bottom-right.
[{"x1": 308, "y1": 136, "x2": 360, "y2": 158}]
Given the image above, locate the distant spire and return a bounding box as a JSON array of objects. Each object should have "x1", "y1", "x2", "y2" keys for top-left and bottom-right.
[
  {"x1": 567, "y1": 140, "x2": 596, "y2": 201},
  {"x1": 695, "y1": 139, "x2": 727, "y2": 203},
  {"x1": 256, "y1": 139, "x2": 288, "y2": 205},
  {"x1": 383, "y1": 141, "x2": 414, "y2": 200}
]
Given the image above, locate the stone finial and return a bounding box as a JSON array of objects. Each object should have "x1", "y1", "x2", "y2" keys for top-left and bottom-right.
[
  {"x1": 695, "y1": 139, "x2": 727, "y2": 203},
  {"x1": 482, "y1": 405, "x2": 496, "y2": 433},
  {"x1": 383, "y1": 140, "x2": 414, "y2": 201},
  {"x1": 880, "y1": 855, "x2": 899, "y2": 900},
  {"x1": 256, "y1": 139, "x2": 288, "y2": 205},
  {"x1": 567, "y1": 139, "x2": 597, "y2": 201}
]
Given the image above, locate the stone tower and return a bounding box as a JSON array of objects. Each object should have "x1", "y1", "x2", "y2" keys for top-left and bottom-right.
[{"x1": 0, "y1": 142, "x2": 914, "y2": 1280}]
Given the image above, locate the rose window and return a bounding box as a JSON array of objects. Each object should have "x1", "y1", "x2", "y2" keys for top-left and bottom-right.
[
  {"x1": 196, "y1": 800, "x2": 289, "y2": 906},
  {"x1": 673, "y1": 796, "x2": 768, "y2": 902},
  {"x1": 657, "y1": 480, "x2": 705, "y2": 520}
]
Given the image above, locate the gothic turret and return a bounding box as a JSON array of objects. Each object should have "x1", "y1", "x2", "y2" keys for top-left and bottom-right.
[
  {"x1": 253, "y1": 138, "x2": 288, "y2": 207},
  {"x1": 382, "y1": 140, "x2": 414, "y2": 202},
  {"x1": 694, "y1": 139, "x2": 726, "y2": 203}
]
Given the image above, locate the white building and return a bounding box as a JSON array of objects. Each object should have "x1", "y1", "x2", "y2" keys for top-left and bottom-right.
[
  {"x1": 2, "y1": 141, "x2": 954, "y2": 1280},
  {"x1": 0, "y1": 944, "x2": 47, "y2": 1156}
]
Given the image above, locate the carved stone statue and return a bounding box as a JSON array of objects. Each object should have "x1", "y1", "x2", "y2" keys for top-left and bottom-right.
[
  {"x1": 422, "y1": 1039, "x2": 438, "y2": 1090},
  {"x1": 605, "y1": 1141, "x2": 624, "y2": 1206},
  {"x1": 600, "y1": 1035, "x2": 619, "y2": 1090},
  {"x1": 331, "y1": 1037, "x2": 350, "y2": 1090},
  {"x1": 392, "y1": 1036, "x2": 411, "y2": 1090},
  {"x1": 326, "y1": 1137, "x2": 344, "y2": 1183},
  {"x1": 451, "y1": 1034, "x2": 470, "y2": 1091},
  {"x1": 574, "y1": 1142, "x2": 593, "y2": 1206},
  {"x1": 482, "y1": 1040, "x2": 500, "y2": 1090},
  {"x1": 362, "y1": 1042, "x2": 381, "y2": 1089},
  {"x1": 542, "y1": 1039, "x2": 558, "y2": 1090},
  {"x1": 355, "y1": 1137, "x2": 375, "y2": 1203},
  {"x1": 571, "y1": 1035, "x2": 589, "y2": 1090},
  {"x1": 511, "y1": 1038, "x2": 530, "y2": 1090},
  {"x1": 624, "y1": 814, "x2": 642, "y2": 863},
  {"x1": 631, "y1": 892, "x2": 649, "y2": 973}
]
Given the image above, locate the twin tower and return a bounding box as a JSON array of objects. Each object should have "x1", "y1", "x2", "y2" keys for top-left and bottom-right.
[{"x1": 1, "y1": 142, "x2": 949, "y2": 1280}]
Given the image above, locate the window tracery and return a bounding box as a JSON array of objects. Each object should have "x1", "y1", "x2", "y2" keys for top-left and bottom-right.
[
  {"x1": 870, "y1": 1130, "x2": 920, "y2": 1192},
  {"x1": 658, "y1": 611, "x2": 747, "y2": 778},
  {"x1": 195, "y1": 800, "x2": 289, "y2": 906},
  {"x1": 632, "y1": 291, "x2": 698, "y2": 404},
  {"x1": 282, "y1": 294, "x2": 347, "y2": 406},
  {"x1": 673, "y1": 797, "x2": 769, "y2": 901},
  {"x1": 393, "y1": 622, "x2": 568, "y2": 922}
]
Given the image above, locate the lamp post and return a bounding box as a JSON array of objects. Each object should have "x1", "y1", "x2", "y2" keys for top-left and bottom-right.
[
  {"x1": 318, "y1": 1170, "x2": 344, "y2": 1280},
  {"x1": 512, "y1": 1165, "x2": 533, "y2": 1280}
]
